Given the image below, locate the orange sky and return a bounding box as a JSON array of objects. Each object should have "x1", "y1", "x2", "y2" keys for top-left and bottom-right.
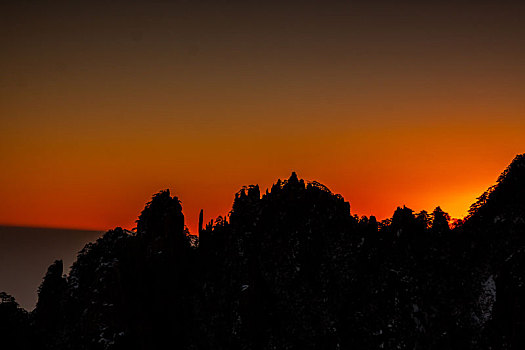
[{"x1": 1, "y1": 0, "x2": 524, "y2": 234}]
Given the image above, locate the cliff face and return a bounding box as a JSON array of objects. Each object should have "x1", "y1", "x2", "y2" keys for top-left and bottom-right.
[{"x1": 2, "y1": 155, "x2": 525, "y2": 349}]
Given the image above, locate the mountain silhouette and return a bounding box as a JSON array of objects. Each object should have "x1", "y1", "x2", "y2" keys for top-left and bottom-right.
[{"x1": 2, "y1": 155, "x2": 525, "y2": 349}]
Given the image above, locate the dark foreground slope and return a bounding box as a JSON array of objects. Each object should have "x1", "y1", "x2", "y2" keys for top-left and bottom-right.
[{"x1": 2, "y1": 155, "x2": 525, "y2": 349}]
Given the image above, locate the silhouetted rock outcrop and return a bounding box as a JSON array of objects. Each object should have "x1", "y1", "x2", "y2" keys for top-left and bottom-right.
[
  {"x1": 0, "y1": 292, "x2": 33, "y2": 350},
  {"x1": 3, "y1": 154, "x2": 525, "y2": 349}
]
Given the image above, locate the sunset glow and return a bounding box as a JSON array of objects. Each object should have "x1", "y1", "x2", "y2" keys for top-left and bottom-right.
[{"x1": 1, "y1": 1, "x2": 524, "y2": 234}]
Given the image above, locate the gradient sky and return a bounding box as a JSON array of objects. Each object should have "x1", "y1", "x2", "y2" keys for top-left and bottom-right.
[{"x1": 1, "y1": 0, "x2": 524, "y2": 234}]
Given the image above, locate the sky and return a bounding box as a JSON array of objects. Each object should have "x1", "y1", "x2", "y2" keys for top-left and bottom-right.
[{"x1": 1, "y1": 0, "x2": 524, "y2": 234}]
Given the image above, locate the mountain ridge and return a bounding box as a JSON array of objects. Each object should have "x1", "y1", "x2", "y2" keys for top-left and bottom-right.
[{"x1": 2, "y1": 154, "x2": 525, "y2": 349}]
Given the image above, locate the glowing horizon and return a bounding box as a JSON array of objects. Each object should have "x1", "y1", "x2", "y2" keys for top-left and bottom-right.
[{"x1": 0, "y1": 150, "x2": 519, "y2": 234}]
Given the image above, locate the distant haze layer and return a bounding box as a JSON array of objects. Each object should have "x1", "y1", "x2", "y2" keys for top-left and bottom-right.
[{"x1": 0, "y1": 226, "x2": 102, "y2": 310}]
